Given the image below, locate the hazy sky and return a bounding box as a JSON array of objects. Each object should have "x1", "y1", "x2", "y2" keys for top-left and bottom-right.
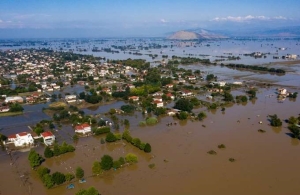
[{"x1": 0, "y1": 0, "x2": 299, "y2": 38}]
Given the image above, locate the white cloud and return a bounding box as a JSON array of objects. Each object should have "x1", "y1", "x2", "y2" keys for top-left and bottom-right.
[
  {"x1": 212, "y1": 15, "x2": 287, "y2": 22},
  {"x1": 160, "y1": 19, "x2": 168, "y2": 23}
]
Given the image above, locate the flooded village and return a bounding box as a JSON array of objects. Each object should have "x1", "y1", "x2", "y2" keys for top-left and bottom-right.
[{"x1": 0, "y1": 38, "x2": 300, "y2": 195}]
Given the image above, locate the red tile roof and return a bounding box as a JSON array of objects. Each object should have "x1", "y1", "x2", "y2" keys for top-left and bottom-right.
[
  {"x1": 18, "y1": 132, "x2": 29, "y2": 137},
  {"x1": 41, "y1": 131, "x2": 54, "y2": 138},
  {"x1": 8, "y1": 134, "x2": 17, "y2": 139}
]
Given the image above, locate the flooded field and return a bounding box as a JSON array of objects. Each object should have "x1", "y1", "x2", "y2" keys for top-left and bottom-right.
[{"x1": 1, "y1": 86, "x2": 300, "y2": 195}]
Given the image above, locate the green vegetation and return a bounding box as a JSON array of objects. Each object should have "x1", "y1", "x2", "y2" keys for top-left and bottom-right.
[
  {"x1": 176, "y1": 111, "x2": 188, "y2": 120},
  {"x1": 100, "y1": 155, "x2": 114, "y2": 170},
  {"x1": 207, "y1": 150, "x2": 217, "y2": 155},
  {"x1": 268, "y1": 114, "x2": 282, "y2": 127},
  {"x1": 198, "y1": 112, "x2": 207, "y2": 121},
  {"x1": 92, "y1": 126, "x2": 110, "y2": 135},
  {"x1": 44, "y1": 146, "x2": 54, "y2": 158},
  {"x1": 28, "y1": 149, "x2": 44, "y2": 168},
  {"x1": 174, "y1": 98, "x2": 193, "y2": 112},
  {"x1": 75, "y1": 187, "x2": 100, "y2": 195},
  {"x1": 52, "y1": 172, "x2": 66, "y2": 185},
  {"x1": 92, "y1": 161, "x2": 102, "y2": 175},
  {"x1": 125, "y1": 153, "x2": 138, "y2": 163},
  {"x1": 9, "y1": 103, "x2": 24, "y2": 112},
  {"x1": 120, "y1": 105, "x2": 135, "y2": 113},
  {"x1": 217, "y1": 144, "x2": 226, "y2": 149},
  {"x1": 288, "y1": 125, "x2": 300, "y2": 139},
  {"x1": 236, "y1": 95, "x2": 248, "y2": 103},
  {"x1": 50, "y1": 142, "x2": 75, "y2": 157},
  {"x1": 75, "y1": 167, "x2": 84, "y2": 179},
  {"x1": 225, "y1": 63, "x2": 285, "y2": 74},
  {"x1": 223, "y1": 92, "x2": 234, "y2": 102},
  {"x1": 105, "y1": 132, "x2": 117, "y2": 142},
  {"x1": 229, "y1": 158, "x2": 236, "y2": 162},
  {"x1": 122, "y1": 130, "x2": 151, "y2": 152},
  {"x1": 247, "y1": 89, "x2": 257, "y2": 98},
  {"x1": 258, "y1": 129, "x2": 266, "y2": 133},
  {"x1": 146, "y1": 117, "x2": 158, "y2": 125},
  {"x1": 148, "y1": 163, "x2": 156, "y2": 169},
  {"x1": 144, "y1": 143, "x2": 152, "y2": 153},
  {"x1": 288, "y1": 92, "x2": 298, "y2": 99}
]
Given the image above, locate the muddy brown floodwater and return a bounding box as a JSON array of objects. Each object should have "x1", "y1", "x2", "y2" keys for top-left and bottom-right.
[{"x1": 1, "y1": 86, "x2": 300, "y2": 195}]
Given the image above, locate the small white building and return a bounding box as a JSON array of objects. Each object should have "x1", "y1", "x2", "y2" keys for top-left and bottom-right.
[
  {"x1": 5, "y1": 96, "x2": 23, "y2": 103},
  {"x1": 65, "y1": 95, "x2": 77, "y2": 103},
  {"x1": 41, "y1": 131, "x2": 55, "y2": 146},
  {"x1": 278, "y1": 88, "x2": 287, "y2": 95},
  {"x1": 154, "y1": 100, "x2": 164, "y2": 108},
  {"x1": 75, "y1": 123, "x2": 92, "y2": 134}
]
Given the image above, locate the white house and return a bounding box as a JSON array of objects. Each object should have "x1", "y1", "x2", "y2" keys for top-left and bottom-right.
[
  {"x1": 278, "y1": 88, "x2": 287, "y2": 95},
  {"x1": 180, "y1": 90, "x2": 193, "y2": 97},
  {"x1": 129, "y1": 96, "x2": 139, "y2": 102},
  {"x1": 75, "y1": 123, "x2": 92, "y2": 134},
  {"x1": 65, "y1": 95, "x2": 77, "y2": 103},
  {"x1": 154, "y1": 100, "x2": 164, "y2": 108},
  {"x1": 5, "y1": 96, "x2": 23, "y2": 103},
  {"x1": 41, "y1": 131, "x2": 55, "y2": 146},
  {"x1": 8, "y1": 132, "x2": 34, "y2": 147}
]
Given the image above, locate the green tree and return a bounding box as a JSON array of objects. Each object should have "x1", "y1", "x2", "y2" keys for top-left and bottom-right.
[
  {"x1": 144, "y1": 143, "x2": 152, "y2": 153},
  {"x1": 120, "y1": 105, "x2": 135, "y2": 113},
  {"x1": 28, "y1": 150, "x2": 44, "y2": 168},
  {"x1": 9, "y1": 103, "x2": 24, "y2": 112},
  {"x1": 105, "y1": 132, "x2": 117, "y2": 142},
  {"x1": 92, "y1": 161, "x2": 102, "y2": 175},
  {"x1": 223, "y1": 92, "x2": 234, "y2": 102},
  {"x1": 37, "y1": 166, "x2": 50, "y2": 179},
  {"x1": 174, "y1": 98, "x2": 193, "y2": 112},
  {"x1": 76, "y1": 167, "x2": 84, "y2": 179},
  {"x1": 65, "y1": 173, "x2": 75, "y2": 182},
  {"x1": 176, "y1": 111, "x2": 188, "y2": 120},
  {"x1": 42, "y1": 174, "x2": 54, "y2": 189},
  {"x1": 124, "y1": 119, "x2": 130, "y2": 128},
  {"x1": 52, "y1": 172, "x2": 66, "y2": 185},
  {"x1": 269, "y1": 114, "x2": 282, "y2": 127},
  {"x1": 132, "y1": 138, "x2": 141, "y2": 148},
  {"x1": 75, "y1": 187, "x2": 100, "y2": 195},
  {"x1": 44, "y1": 146, "x2": 54, "y2": 158},
  {"x1": 190, "y1": 97, "x2": 200, "y2": 106},
  {"x1": 288, "y1": 116, "x2": 298, "y2": 125},
  {"x1": 53, "y1": 144, "x2": 61, "y2": 156},
  {"x1": 125, "y1": 153, "x2": 138, "y2": 163},
  {"x1": 122, "y1": 130, "x2": 132, "y2": 143},
  {"x1": 100, "y1": 155, "x2": 113, "y2": 170},
  {"x1": 198, "y1": 112, "x2": 207, "y2": 121},
  {"x1": 288, "y1": 125, "x2": 300, "y2": 138}
]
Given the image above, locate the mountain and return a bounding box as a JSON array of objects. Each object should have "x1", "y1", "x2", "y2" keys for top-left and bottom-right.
[{"x1": 167, "y1": 29, "x2": 228, "y2": 40}]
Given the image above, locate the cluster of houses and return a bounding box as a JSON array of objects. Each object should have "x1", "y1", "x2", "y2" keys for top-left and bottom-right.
[
  {"x1": 6, "y1": 131, "x2": 55, "y2": 147},
  {"x1": 4, "y1": 122, "x2": 93, "y2": 148}
]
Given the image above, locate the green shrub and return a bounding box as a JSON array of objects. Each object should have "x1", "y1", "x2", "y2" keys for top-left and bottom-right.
[
  {"x1": 144, "y1": 143, "x2": 152, "y2": 153},
  {"x1": 125, "y1": 153, "x2": 138, "y2": 163},
  {"x1": 146, "y1": 117, "x2": 158, "y2": 125},
  {"x1": 207, "y1": 150, "x2": 217, "y2": 155}
]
